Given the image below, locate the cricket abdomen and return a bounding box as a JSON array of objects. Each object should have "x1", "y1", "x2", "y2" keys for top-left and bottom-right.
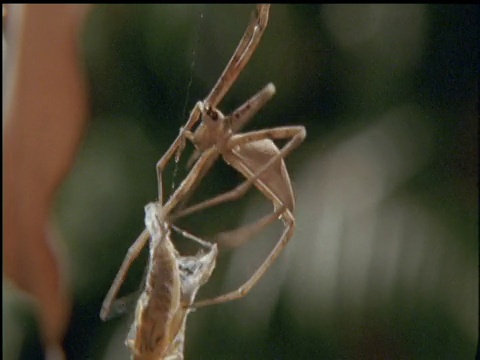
[{"x1": 128, "y1": 233, "x2": 181, "y2": 359}]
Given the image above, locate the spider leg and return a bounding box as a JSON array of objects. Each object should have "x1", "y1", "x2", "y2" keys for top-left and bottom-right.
[
  {"x1": 214, "y1": 204, "x2": 287, "y2": 249},
  {"x1": 163, "y1": 147, "x2": 219, "y2": 215},
  {"x1": 155, "y1": 102, "x2": 203, "y2": 202},
  {"x1": 206, "y1": 4, "x2": 270, "y2": 107},
  {"x1": 229, "y1": 83, "x2": 276, "y2": 134},
  {"x1": 191, "y1": 208, "x2": 294, "y2": 308},
  {"x1": 228, "y1": 126, "x2": 306, "y2": 150},
  {"x1": 185, "y1": 4, "x2": 271, "y2": 170}
]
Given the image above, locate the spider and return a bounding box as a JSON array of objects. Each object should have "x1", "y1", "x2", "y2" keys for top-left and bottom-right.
[{"x1": 154, "y1": 3, "x2": 306, "y2": 308}]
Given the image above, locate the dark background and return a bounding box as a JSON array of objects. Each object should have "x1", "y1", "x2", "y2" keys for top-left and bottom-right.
[{"x1": 4, "y1": 4, "x2": 478, "y2": 359}]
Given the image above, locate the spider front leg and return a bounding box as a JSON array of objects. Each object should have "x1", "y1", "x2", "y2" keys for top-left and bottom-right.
[
  {"x1": 155, "y1": 102, "x2": 203, "y2": 202},
  {"x1": 206, "y1": 4, "x2": 270, "y2": 106}
]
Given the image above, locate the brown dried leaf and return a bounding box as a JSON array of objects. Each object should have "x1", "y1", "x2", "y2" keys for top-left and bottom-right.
[{"x1": 3, "y1": 4, "x2": 91, "y2": 357}]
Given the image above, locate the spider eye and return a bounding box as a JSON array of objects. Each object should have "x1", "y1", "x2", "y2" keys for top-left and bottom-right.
[{"x1": 206, "y1": 107, "x2": 219, "y2": 121}]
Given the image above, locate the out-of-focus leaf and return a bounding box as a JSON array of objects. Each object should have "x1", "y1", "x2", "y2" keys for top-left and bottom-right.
[{"x1": 3, "y1": 4, "x2": 91, "y2": 358}]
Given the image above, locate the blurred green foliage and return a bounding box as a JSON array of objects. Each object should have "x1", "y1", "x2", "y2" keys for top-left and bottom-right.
[{"x1": 4, "y1": 4, "x2": 477, "y2": 359}]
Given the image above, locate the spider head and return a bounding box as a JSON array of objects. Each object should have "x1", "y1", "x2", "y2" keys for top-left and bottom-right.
[
  {"x1": 202, "y1": 103, "x2": 226, "y2": 131},
  {"x1": 196, "y1": 102, "x2": 231, "y2": 149}
]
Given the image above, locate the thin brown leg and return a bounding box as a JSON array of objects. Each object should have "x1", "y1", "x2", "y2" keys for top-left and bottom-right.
[
  {"x1": 191, "y1": 208, "x2": 295, "y2": 308},
  {"x1": 155, "y1": 102, "x2": 203, "y2": 202},
  {"x1": 185, "y1": 4, "x2": 271, "y2": 171},
  {"x1": 228, "y1": 126, "x2": 306, "y2": 149},
  {"x1": 100, "y1": 229, "x2": 150, "y2": 321},
  {"x1": 206, "y1": 4, "x2": 270, "y2": 107},
  {"x1": 214, "y1": 205, "x2": 286, "y2": 249},
  {"x1": 179, "y1": 151, "x2": 220, "y2": 213},
  {"x1": 162, "y1": 147, "x2": 219, "y2": 215},
  {"x1": 170, "y1": 166, "x2": 262, "y2": 221},
  {"x1": 229, "y1": 83, "x2": 276, "y2": 134}
]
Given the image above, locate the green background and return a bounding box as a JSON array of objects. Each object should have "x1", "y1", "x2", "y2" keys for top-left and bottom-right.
[{"x1": 4, "y1": 4, "x2": 477, "y2": 359}]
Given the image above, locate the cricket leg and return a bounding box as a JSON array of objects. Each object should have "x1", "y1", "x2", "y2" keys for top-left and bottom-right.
[
  {"x1": 171, "y1": 224, "x2": 214, "y2": 250},
  {"x1": 100, "y1": 229, "x2": 149, "y2": 321}
]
